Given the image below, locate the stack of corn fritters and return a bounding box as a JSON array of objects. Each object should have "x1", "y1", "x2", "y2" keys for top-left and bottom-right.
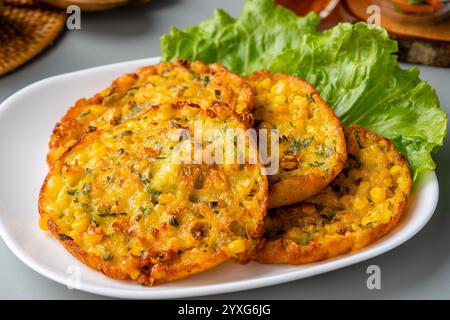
[{"x1": 39, "y1": 60, "x2": 411, "y2": 285}]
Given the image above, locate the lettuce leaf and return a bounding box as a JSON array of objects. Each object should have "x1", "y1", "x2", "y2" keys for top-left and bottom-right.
[
  {"x1": 161, "y1": 0, "x2": 447, "y2": 179},
  {"x1": 161, "y1": 0, "x2": 320, "y2": 75}
]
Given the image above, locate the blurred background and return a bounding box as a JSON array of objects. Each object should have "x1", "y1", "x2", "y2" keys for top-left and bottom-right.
[{"x1": 0, "y1": 0, "x2": 449, "y2": 79}]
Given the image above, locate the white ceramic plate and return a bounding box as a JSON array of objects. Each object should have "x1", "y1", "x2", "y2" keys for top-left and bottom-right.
[{"x1": 0, "y1": 57, "x2": 439, "y2": 299}]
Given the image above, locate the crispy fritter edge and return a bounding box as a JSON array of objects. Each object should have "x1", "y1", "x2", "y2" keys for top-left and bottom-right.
[
  {"x1": 47, "y1": 60, "x2": 255, "y2": 166},
  {"x1": 246, "y1": 71, "x2": 347, "y2": 209},
  {"x1": 256, "y1": 125, "x2": 412, "y2": 265},
  {"x1": 40, "y1": 102, "x2": 268, "y2": 285}
]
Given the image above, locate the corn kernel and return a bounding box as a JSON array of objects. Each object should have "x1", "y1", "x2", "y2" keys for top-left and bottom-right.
[
  {"x1": 294, "y1": 105, "x2": 309, "y2": 121},
  {"x1": 56, "y1": 193, "x2": 71, "y2": 211},
  {"x1": 73, "y1": 153, "x2": 87, "y2": 165},
  {"x1": 72, "y1": 216, "x2": 89, "y2": 232},
  {"x1": 380, "y1": 209, "x2": 393, "y2": 222},
  {"x1": 390, "y1": 165, "x2": 402, "y2": 176},
  {"x1": 397, "y1": 176, "x2": 408, "y2": 186},
  {"x1": 129, "y1": 241, "x2": 143, "y2": 256},
  {"x1": 261, "y1": 78, "x2": 272, "y2": 90},
  {"x1": 168, "y1": 238, "x2": 184, "y2": 249},
  {"x1": 285, "y1": 227, "x2": 302, "y2": 239},
  {"x1": 39, "y1": 216, "x2": 49, "y2": 231},
  {"x1": 353, "y1": 196, "x2": 369, "y2": 210},
  {"x1": 157, "y1": 193, "x2": 176, "y2": 205},
  {"x1": 85, "y1": 228, "x2": 103, "y2": 245},
  {"x1": 292, "y1": 96, "x2": 303, "y2": 105},
  {"x1": 134, "y1": 91, "x2": 146, "y2": 104},
  {"x1": 273, "y1": 95, "x2": 286, "y2": 105},
  {"x1": 361, "y1": 213, "x2": 378, "y2": 227},
  {"x1": 63, "y1": 173, "x2": 79, "y2": 188},
  {"x1": 129, "y1": 269, "x2": 140, "y2": 280},
  {"x1": 90, "y1": 105, "x2": 106, "y2": 116},
  {"x1": 227, "y1": 239, "x2": 246, "y2": 254},
  {"x1": 370, "y1": 187, "x2": 386, "y2": 203}
]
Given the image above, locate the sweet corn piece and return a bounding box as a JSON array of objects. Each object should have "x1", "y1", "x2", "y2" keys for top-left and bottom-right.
[
  {"x1": 273, "y1": 95, "x2": 286, "y2": 105},
  {"x1": 370, "y1": 187, "x2": 386, "y2": 203},
  {"x1": 85, "y1": 230, "x2": 103, "y2": 245},
  {"x1": 129, "y1": 240, "x2": 144, "y2": 256},
  {"x1": 291, "y1": 95, "x2": 303, "y2": 105},
  {"x1": 133, "y1": 91, "x2": 146, "y2": 104},
  {"x1": 227, "y1": 239, "x2": 246, "y2": 254},
  {"x1": 285, "y1": 227, "x2": 302, "y2": 239},
  {"x1": 261, "y1": 78, "x2": 272, "y2": 90},
  {"x1": 379, "y1": 209, "x2": 393, "y2": 223},
  {"x1": 390, "y1": 165, "x2": 402, "y2": 175},
  {"x1": 72, "y1": 216, "x2": 89, "y2": 233},
  {"x1": 168, "y1": 237, "x2": 185, "y2": 249},
  {"x1": 353, "y1": 196, "x2": 369, "y2": 210},
  {"x1": 157, "y1": 193, "x2": 176, "y2": 205},
  {"x1": 129, "y1": 269, "x2": 141, "y2": 280}
]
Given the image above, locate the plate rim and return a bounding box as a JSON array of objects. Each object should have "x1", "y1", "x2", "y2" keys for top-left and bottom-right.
[{"x1": 0, "y1": 58, "x2": 440, "y2": 299}]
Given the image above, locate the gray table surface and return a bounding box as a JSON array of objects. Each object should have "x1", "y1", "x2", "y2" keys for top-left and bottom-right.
[{"x1": 0, "y1": 0, "x2": 449, "y2": 300}]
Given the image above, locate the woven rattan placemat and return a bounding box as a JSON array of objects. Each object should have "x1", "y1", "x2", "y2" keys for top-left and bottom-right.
[{"x1": 0, "y1": 0, "x2": 66, "y2": 77}]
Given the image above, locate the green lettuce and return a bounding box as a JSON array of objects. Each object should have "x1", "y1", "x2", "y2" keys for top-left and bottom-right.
[
  {"x1": 161, "y1": 0, "x2": 447, "y2": 180},
  {"x1": 161, "y1": 0, "x2": 320, "y2": 74}
]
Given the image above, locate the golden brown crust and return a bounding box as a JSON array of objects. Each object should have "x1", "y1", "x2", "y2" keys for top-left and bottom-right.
[
  {"x1": 268, "y1": 162, "x2": 346, "y2": 210},
  {"x1": 256, "y1": 208, "x2": 406, "y2": 265},
  {"x1": 256, "y1": 125, "x2": 412, "y2": 265},
  {"x1": 257, "y1": 234, "x2": 354, "y2": 265},
  {"x1": 45, "y1": 218, "x2": 229, "y2": 285},
  {"x1": 40, "y1": 102, "x2": 267, "y2": 285},
  {"x1": 48, "y1": 60, "x2": 254, "y2": 166},
  {"x1": 246, "y1": 71, "x2": 346, "y2": 209}
]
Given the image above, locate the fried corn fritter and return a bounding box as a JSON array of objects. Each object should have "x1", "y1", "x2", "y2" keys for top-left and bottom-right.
[
  {"x1": 40, "y1": 102, "x2": 268, "y2": 285},
  {"x1": 48, "y1": 60, "x2": 254, "y2": 165},
  {"x1": 256, "y1": 125, "x2": 412, "y2": 264},
  {"x1": 246, "y1": 71, "x2": 346, "y2": 208}
]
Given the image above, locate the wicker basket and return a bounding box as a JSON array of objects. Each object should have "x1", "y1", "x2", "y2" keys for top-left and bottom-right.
[{"x1": 0, "y1": 0, "x2": 66, "y2": 77}]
